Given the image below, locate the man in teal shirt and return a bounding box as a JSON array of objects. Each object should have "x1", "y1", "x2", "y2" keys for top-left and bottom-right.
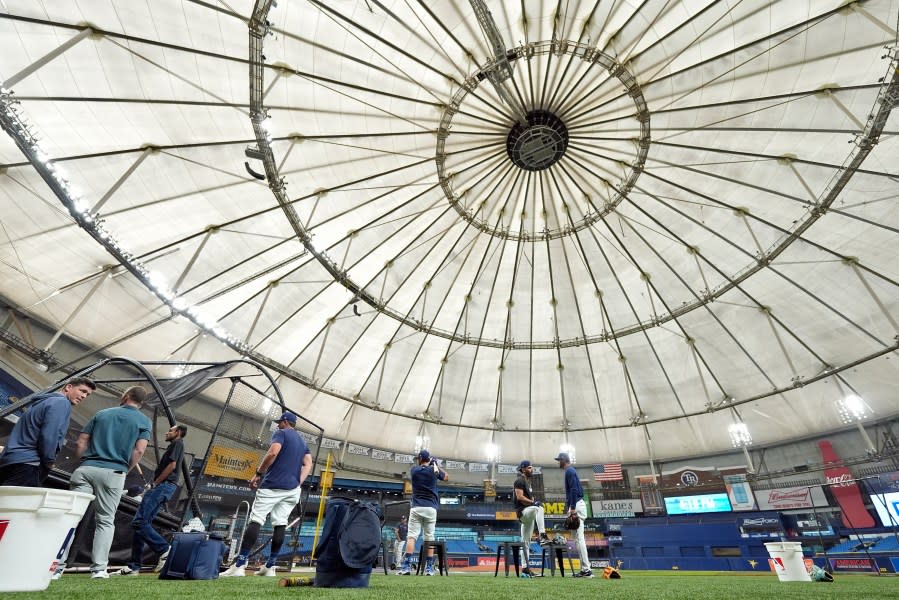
[{"x1": 56, "y1": 386, "x2": 152, "y2": 579}]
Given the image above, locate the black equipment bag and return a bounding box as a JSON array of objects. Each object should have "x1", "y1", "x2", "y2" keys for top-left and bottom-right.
[
  {"x1": 158, "y1": 532, "x2": 226, "y2": 580},
  {"x1": 314, "y1": 497, "x2": 383, "y2": 588}
]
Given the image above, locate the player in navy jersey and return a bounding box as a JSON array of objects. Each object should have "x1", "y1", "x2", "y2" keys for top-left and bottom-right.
[
  {"x1": 223, "y1": 412, "x2": 312, "y2": 577},
  {"x1": 396, "y1": 449, "x2": 448, "y2": 575}
]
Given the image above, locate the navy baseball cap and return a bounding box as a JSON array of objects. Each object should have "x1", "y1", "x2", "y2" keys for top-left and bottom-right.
[
  {"x1": 518, "y1": 460, "x2": 531, "y2": 471},
  {"x1": 274, "y1": 412, "x2": 298, "y2": 425},
  {"x1": 554, "y1": 452, "x2": 570, "y2": 462},
  {"x1": 417, "y1": 449, "x2": 431, "y2": 461}
]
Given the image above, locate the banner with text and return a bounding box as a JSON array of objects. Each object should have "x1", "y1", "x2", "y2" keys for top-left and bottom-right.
[
  {"x1": 590, "y1": 498, "x2": 643, "y2": 518},
  {"x1": 203, "y1": 445, "x2": 263, "y2": 480},
  {"x1": 754, "y1": 486, "x2": 828, "y2": 510}
]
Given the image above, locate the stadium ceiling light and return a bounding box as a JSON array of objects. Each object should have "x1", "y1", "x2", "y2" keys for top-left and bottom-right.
[
  {"x1": 485, "y1": 442, "x2": 500, "y2": 462},
  {"x1": 727, "y1": 422, "x2": 752, "y2": 448},
  {"x1": 837, "y1": 393, "x2": 871, "y2": 424},
  {"x1": 0, "y1": 87, "x2": 249, "y2": 354},
  {"x1": 414, "y1": 434, "x2": 430, "y2": 454},
  {"x1": 559, "y1": 443, "x2": 576, "y2": 464}
]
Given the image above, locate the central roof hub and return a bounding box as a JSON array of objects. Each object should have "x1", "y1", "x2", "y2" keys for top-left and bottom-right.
[{"x1": 506, "y1": 110, "x2": 569, "y2": 171}]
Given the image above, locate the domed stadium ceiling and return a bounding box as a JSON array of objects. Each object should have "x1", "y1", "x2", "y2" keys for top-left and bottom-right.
[{"x1": 0, "y1": 1, "x2": 897, "y2": 465}]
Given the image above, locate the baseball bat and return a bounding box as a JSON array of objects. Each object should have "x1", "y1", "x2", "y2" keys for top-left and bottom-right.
[{"x1": 279, "y1": 576, "x2": 314, "y2": 587}]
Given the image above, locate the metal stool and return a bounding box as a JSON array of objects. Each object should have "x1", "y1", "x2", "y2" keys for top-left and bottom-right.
[
  {"x1": 541, "y1": 543, "x2": 575, "y2": 577},
  {"x1": 415, "y1": 540, "x2": 448, "y2": 575},
  {"x1": 493, "y1": 541, "x2": 525, "y2": 577}
]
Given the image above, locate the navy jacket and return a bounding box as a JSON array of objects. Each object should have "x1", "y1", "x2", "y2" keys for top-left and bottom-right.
[{"x1": 0, "y1": 392, "x2": 71, "y2": 467}]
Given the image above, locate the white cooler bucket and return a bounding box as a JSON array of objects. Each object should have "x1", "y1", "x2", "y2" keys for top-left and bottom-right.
[
  {"x1": 765, "y1": 541, "x2": 811, "y2": 582},
  {"x1": 0, "y1": 486, "x2": 94, "y2": 592}
]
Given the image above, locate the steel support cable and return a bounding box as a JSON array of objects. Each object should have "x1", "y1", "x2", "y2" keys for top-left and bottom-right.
[
  {"x1": 568, "y1": 2, "x2": 849, "y2": 124},
  {"x1": 281, "y1": 200, "x2": 462, "y2": 379},
  {"x1": 558, "y1": 124, "x2": 899, "y2": 342},
  {"x1": 8, "y1": 0, "x2": 893, "y2": 434},
  {"x1": 247, "y1": 152, "x2": 509, "y2": 353}
]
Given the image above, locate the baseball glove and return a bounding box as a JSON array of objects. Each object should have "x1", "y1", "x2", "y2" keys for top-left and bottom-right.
[{"x1": 564, "y1": 513, "x2": 580, "y2": 530}]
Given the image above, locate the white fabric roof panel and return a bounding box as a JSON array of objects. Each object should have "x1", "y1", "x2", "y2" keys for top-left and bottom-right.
[{"x1": 0, "y1": 1, "x2": 897, "y2": 464}]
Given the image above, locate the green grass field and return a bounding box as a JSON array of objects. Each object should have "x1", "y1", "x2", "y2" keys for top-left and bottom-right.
[{"x1": 10, "y1": 570, "x2": 897, "y2": 600}]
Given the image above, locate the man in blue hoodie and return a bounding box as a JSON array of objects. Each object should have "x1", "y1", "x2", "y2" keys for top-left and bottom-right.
[{"x1": 0, "y1": 376, "x2": 96, "y2": 486}]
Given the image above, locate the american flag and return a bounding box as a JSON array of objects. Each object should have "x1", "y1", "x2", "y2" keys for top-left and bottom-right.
[{"x1": 592, "y1": 464, "x2": 623, "y2": 481}]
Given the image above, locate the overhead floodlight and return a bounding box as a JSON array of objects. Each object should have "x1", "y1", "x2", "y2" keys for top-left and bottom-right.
[
  {"x1": 559, "y1": 443, "x2": 576, "y2": 464},
  {"x1": 837, "y1": 393, "x2": 870, "y2": 423},
  {"x1": 485, "y1": 442, "x2": 500, "y2": 462},
  {"x1": 728, "y1": 422, "x2": 752, "y2": 447}
]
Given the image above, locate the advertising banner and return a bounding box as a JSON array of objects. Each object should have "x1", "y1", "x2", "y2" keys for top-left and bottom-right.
[
  {"x1": 469, "y1": 462, "x2": 488, "y2": 473},
  {"x1": 445, "y1": 460, "x2": 467, "y2": 470},
  {"x1": 819, "y1": 440, "x2": 875, "y2": 528},
  {"x1": 737, "y1": 516, "x2": 783, "y2": 538},
  {"x1": 203, "y1": 445, "x2": 263, "y2": 480},
  {"x1": 590, "y1": 498, "x2": 643, "y2": 518},
  {"x1": 347, "y1": 443, "x2": 369, "y2": 456},
  {"x1": 754, "y1": 486, "x2": 828, "y2": 510},
  {"x1": 829, "y1": 557, "x2": 877, "y2": 572},
  {"x1": 371, "y1": 449, "x2": 393, "y2": 460},
  {"x1": 867, "y1": 471, "x2": 899, "y2": 494},
  {"x1": 723, "y1": 474, "x2": 757, "y2": 511},
  {"x1": 195, "y1": 478, "x2": 256, "y2": 507}
]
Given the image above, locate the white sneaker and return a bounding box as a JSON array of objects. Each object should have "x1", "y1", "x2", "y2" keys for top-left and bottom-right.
[
  {"x1": 221, "y1": 563, "x2": 246, "y2": 577},
  {"x1": 255, "y1": 565, "x2": 277, "y2": 577},
  {"x1": 110, "y1": 566, "x2": 138, "y2": 576},
  {"x1": 51, "y1": 568, "x2": 64, "y2": 581},
  {"x1": 154, "y1": 548, "x2": 170, "y2": 573},
  {"x1": 91, "y1": 570, "x2": 110, "y2": 579}
]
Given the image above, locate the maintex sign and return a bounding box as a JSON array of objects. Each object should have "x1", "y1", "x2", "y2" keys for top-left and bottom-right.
[{"x1": 755, "y1": 486, "x2": 828, "y2": 510}]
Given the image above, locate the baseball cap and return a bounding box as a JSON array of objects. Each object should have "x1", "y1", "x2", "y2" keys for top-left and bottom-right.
[
  {"x1": 554, "y1": 452, "x2": 570, "y2": 463},
  {"x1": 274, "y1": 412, "x2": 298, "y2": 425},
  {"x1": 417, "y1": 449, "x2": 431, "y2": 461},
  {"x1": 518, "y1": 460, "x2": 531, "y2": 471}
]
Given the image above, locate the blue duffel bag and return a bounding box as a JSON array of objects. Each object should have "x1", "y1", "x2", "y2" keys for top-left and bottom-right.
[
  {"x1": 314, "y1": 497, "x2": 383, "y2": 588},
  {"x1": 158, "y1": 532, "x2": 226, "y2": 580}
]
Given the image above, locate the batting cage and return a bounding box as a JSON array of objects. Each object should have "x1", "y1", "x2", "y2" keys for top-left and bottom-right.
[{"x1": 0, "y1": 357, "x2": 323, "y2": 571}]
